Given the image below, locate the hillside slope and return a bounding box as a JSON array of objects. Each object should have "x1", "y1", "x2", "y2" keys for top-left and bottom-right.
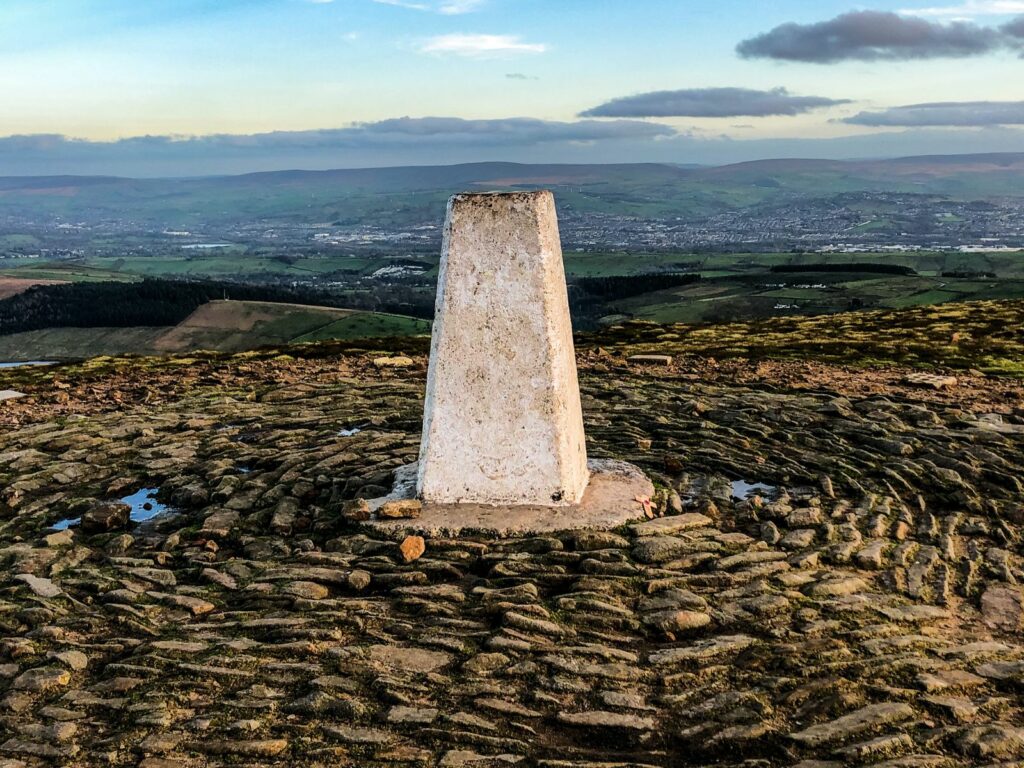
[{"x1": 0, "y1": 300, "x2": 429, "y2": 361}]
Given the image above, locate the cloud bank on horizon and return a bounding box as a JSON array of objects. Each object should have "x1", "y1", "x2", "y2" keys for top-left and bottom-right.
[
  {"x1": 0, "y1": 0, "x2": 1022, "y2": 175},
  {"x1": 4, "y1": 119, "x2": 1024, "y2": 177},
  {"x1": 846, "y1": 101, "x2": 1024, "y2": 125}
]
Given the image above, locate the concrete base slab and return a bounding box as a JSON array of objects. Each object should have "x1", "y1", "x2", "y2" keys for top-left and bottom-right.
[{"x1": 367, "y1": 459, "x2": 654, "y2": 537}]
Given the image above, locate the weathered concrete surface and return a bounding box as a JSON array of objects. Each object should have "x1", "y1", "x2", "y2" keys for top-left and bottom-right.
[
  {"x1": 417, "y1": 191, "x2": 589, "y2": 506},
  {"x1": 373, "y1": 459, "x2": 653, "y2": 535}
]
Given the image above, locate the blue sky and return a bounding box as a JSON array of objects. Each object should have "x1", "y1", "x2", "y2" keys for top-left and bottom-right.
[{"x1": 0, "y1": 0, "x2": 1022, "y2": 174}]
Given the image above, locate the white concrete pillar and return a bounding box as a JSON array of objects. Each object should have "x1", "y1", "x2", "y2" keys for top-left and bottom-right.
[{"x1": 417, "y1": 191, "x2": 590, "y2": 506}]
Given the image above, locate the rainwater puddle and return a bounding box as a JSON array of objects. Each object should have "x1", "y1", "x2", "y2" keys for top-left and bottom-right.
[
  {"x1": 49, "y1": 488, "x2": 171, "y2": 530},
  {"x1": 730, "y1": 479, "x2": 777, "y2": 500},
  {"x1": 121, "y1": 488, "x2": 169, "y2": 522}
]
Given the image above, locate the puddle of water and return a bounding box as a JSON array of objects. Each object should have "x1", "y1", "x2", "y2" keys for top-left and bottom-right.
[
  {"x1": 49, "y1": 488, "x2": 171, "y2": 530},
  {"x1": 730, "y1": 479, "x2": 777, "y2": 500},
  {"x1": 120, "y1": 488, "x2": 170, "y2": 522},
  {"x1": 0, "y1": 361, "x2": 56, "y2": 369}
]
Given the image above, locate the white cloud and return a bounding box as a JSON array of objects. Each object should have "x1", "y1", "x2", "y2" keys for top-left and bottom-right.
[
  {"x1": 438, "y1": 0, "x2": 486, "y2": 14},
  {"x1": 373, "y1": 0, "x2": 485, "y2": 14},
  {"x1": 419, "y1": 33, "x2": 546, "y2": 57},
  {"x1": 901, "y1": 0, "x2": 1024, "y2": 17}
]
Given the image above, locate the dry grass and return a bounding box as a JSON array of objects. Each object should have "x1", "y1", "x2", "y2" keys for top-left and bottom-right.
[{"x1": 0, "y1": 277, "x2": 67, "y2": 300}]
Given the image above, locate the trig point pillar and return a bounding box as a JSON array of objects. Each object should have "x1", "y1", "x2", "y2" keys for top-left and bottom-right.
[
  {"x1": 368, "y1": 189, "x2": 652, "y2": 534},
  {"x1": 417, "y1": 191, "x2": 590, "y2": 506}
]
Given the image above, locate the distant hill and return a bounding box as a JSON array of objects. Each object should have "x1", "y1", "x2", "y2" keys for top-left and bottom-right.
[{"x1": 0, "y1": 153, "x2": 1021, "y2": 230}]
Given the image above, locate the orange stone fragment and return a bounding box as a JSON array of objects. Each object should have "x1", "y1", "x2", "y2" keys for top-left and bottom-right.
[{"x1": 399, "y1": 535, "x2": 426, "y2": 563}]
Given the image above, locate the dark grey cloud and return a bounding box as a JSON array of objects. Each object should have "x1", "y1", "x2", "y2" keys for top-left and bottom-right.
[
  {"x1": 737, "y1": 10, "x2": 1003, "y2": 63},
  {"x1": 844, "y1": 101, "x2": 1024, "y2": 126},
  {"x1": 23, "y1": 117, "x2": 673, "y2": 152},
  {"x1": 1004, "y1": 15, "x2": 1024, "y2": 38},
  {"x1": 580, "y1": 87, "x2": 850, "y2": 118}
]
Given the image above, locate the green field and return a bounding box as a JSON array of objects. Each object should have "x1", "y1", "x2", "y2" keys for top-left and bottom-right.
[
  {"x1": 615, "y1": 271, "x2": 1024, "y2": 325},
  {"x1": 0, "y1": 260, "x2": 139, "y2": 283},
  {"x1": 3, "y1": 248, "x2": 1022, "y2": 286},
  {"x1": 3, "y1": 248, "x2": 1024, "y2": 361}
]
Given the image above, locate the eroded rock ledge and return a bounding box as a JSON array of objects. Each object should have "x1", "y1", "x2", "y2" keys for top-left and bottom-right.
[{"x1": 0, "y1": 343, "x2": 1023, "y2": 767}]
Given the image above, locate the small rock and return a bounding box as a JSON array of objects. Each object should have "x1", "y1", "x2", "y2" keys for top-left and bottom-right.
[
  {"x1": 201, "y1": 568, "x2": 238, "y2": 590},
  {"x1": 342, "y1": 499, "x2": 372, "y2": 522},
  {"x1": 347, "y1": 569, "x2": 371, "y2": 591},
  {"x1": 13, "y1": 574, "x2": 61, "y2": 599},
  {"x1": 789, "y1": 703, "x2": 915, "y2": 747},
  {"x1": 105, "y1": 534, "x2": 134, "y2": 556},
  {"x1": 957, "y1": 724, "x2": 1024, "y2": 759},
  {"x1": 557, "y1": 710, "x2": 656, "y2": 731},
  {"x1": 13, "y1": 667, "x2": 72, "y2": 693},
  {"x1": 373, "y1": 356, "x2": 415, "y2": 369},
  {"x1": 148, "y1": 592, "x2": 215, "y2": 616},
  {"x1": 463, "y1": 653, "x2": 511, "y2": 675},
  {"x1": 44, "y1": 530, "x2": 74, "y2": 548},
  {"x1": 282, "y1": 581, "x2": 329, "y2": 600},
  {"x1": 200, "y1": 739, "x2": 289, "y2": 757},
  {"x1": 387, "y1": 706, "x2": 438, "y2": 724},
  {"x1": 630, "y1": 513, "x2": 712, "y2": 537},
  {"x1": 81, "y1": 502, "x2": 131, "y2": 533},
  {"x1": 627, "y1": 355, "x2": 672, "y2": 366},
  {"x1": 643, "y1": 609, "x2": 711, "y2": 634},
  {"x1": 201, "y1": 509, "x2": 240, "y2": 538},
  {"x1": 52, "y1": 651, "x2": 88, "y2": 671},
  {"x1": 369, "y1": 645, "x2": 453, "y2": 673},
  {"x1": 379, "y1": 500, "x2": 422, "y2": 520},
  {"x1": 809, "y1": 576, "x2": 868, "y2": 597},
  {"x1": 399, "y1": 535, "x2": 426, "y2": 563},
  {"x1": 128, "y1": 567, "x2": 176, "y2": 588},
  {"x1": 324, "y1": 725, "x2": 395, "y2": 745},
  {"x1": 980, "y1": 585, "x2": 1024, "y2": 633}
]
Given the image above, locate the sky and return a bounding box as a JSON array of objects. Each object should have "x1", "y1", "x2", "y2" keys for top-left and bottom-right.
[{"x1": 0, "y1": 0, "x2": 1023, "y2": 175}]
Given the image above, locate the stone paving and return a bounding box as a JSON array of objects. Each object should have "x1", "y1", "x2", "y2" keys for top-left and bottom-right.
[{"x1": 1, "y1": 350, "x2": 1024, "y2": 767}]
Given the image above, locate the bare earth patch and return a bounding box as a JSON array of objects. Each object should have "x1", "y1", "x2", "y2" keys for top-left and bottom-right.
[{"x1": 0, "y1": 276, "x2": 67, "y2": 300}]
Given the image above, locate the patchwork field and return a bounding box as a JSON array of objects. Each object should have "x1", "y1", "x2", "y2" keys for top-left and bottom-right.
[
  {"x1": 0, "y1": 299, "x2": 429, "y2": 361},
  {"x1": 616, "y1": 271, "x2": 1024, "y2": 324}
]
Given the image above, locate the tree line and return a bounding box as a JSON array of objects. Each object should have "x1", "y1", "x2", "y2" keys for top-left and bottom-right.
[{"x1": 0, "y1": 278, "x2": 435, "y2": 336}]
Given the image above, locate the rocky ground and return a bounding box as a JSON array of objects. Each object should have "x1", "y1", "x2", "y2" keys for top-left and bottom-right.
[{"x1": 2, "y1": 304, "x2": 1024, "y2": 767}]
